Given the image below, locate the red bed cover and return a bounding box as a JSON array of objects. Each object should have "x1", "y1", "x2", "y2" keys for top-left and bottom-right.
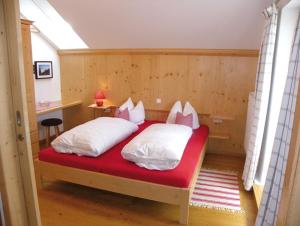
[{"x1": 39, "y1": 121, "x2": 209, "y2": 188}]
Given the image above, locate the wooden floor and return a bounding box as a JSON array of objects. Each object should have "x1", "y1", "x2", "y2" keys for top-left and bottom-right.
[{"x1": 35, "y1": 153, "x2": 257, "y2": 226}]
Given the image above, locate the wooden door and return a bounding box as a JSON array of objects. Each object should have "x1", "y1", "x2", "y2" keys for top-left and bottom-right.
[{"x1": 0, "y1": 0, "x2": 41, "y2": 225}]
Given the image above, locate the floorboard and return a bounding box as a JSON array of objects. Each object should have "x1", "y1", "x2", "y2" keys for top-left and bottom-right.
[{"x1": 36, "y1": 153, "x2": 257, "y2": 226}]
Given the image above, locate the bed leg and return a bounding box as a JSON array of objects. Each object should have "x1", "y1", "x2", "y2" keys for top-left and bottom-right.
[
  {"x1": 179, "y1": 193, "x2": 190, "y2": 225},
  {"x1": 179, "y1": 203, "x2": 189, "y2": 225}
]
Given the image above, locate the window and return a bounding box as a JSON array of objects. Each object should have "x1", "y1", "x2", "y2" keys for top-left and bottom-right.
[
  {"x1": 255, "y1": 2, "x2": 300, "y2": 185},
  {"x1": 20, "y1": 0, "x2": 88, "y2": 49}
]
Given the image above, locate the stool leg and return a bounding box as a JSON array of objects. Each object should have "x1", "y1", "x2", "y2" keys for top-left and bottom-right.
[
  {"x1": 45, "y1": 127, "x2": 50, "y2": 147},
  {"x1": 54, "y1": 126, "x2": 60, "y2": 137}
]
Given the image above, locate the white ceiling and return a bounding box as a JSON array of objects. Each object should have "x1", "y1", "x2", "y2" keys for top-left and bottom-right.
[{"x1": 48, "y1": 0, "x2": 274, "y2": 49}]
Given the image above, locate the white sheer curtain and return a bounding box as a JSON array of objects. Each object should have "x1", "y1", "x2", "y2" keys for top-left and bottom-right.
[
  {"x1": 256, "y1": 13, "x2": 300, "y2": 226},
  {"x1": 242, "y1": 4, "x2": 278, "y2": 191}
]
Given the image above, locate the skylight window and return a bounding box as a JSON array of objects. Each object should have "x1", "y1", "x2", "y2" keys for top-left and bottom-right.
[{"x1": 20, "y1": 0, "x2": 88, "y2": 49}]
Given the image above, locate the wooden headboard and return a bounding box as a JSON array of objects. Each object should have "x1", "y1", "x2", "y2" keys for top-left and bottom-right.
[{"x1": 59, "y1": 48, "x2": 258, "y2": 156}]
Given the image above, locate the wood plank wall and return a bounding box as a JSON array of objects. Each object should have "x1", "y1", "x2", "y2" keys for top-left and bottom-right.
[
  {"x1": 21, "y1": 20, "x2": 40, "y2": 159},
  {"x1": 59, "y1": 49, "x2": 258, "y2": 156}
]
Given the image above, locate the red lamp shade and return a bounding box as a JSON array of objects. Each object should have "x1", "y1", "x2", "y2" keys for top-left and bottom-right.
[
  {"x1": 95, "y1": 90, "x2": 106, "y2": 99},
  {"x1": 95, "y1": 90, "x2": 106, "y2": 106}
]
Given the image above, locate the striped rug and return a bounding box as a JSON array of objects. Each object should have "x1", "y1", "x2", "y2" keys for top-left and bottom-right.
[{"x1": 190, "y1": 168, "x2": 241, "y2": 212}]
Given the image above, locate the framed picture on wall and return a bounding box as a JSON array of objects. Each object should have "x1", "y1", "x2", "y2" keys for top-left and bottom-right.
[{"x1": 34, "y1": 61, "x2": 53, "y2": 79}]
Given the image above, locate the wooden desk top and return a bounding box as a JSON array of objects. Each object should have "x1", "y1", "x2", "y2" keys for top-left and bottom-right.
[{"x1": 36, "y1": 100, "x2": 82, "y2": 116}]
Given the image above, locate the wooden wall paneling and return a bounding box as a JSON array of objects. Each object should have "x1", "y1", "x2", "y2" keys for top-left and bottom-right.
[
  {"x1": 85, "y1": 55, "x2": 111, "y2": 119},
  {"x1": 84, "y1": 55, "x2": 99, "y2": 118},
  {"x1": 60, "y1": 50, "x2": 258, "y2": 156},
  {"x1": 60, "y1": 55, "x2": 86, "y2": 129},
  {"x1": 145, "y1": 109, "x2": 168, "y2": 121},
  {"x1": 61, "y1": 55, "x2": 85, "y2": 103},
  {"x1": 94, "y1": 55, "x2": 107, "y2": 97},
  {"x1": 21, "y1": 20, "x2": 37, "y2": 133},
  {"x1": 187, "y1": 56, "x2": 218, "y2": 114},
  {"x1": 207, "y1": 57, "x2": 258, "y2": 155},
  {"x1": 157, "y1": 55, "x2": 189, "y2": 107},
  {"x1": 106, "y1": 55, "x2": 132, "y2": 103},
  {"x1": 130, "y1": 55, "x2": 159, "y2": 109},
  {"x1": 21, "y1": 20, "x2": 41, "y2": 159}
]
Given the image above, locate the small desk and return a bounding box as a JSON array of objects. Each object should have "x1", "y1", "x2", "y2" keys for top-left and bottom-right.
[
  {"x1": 36, "y1": 100, "x2": 82, "y2": 116},
  {"x1": 88, "y1": 104, "x2": 116, "y2": 118}
]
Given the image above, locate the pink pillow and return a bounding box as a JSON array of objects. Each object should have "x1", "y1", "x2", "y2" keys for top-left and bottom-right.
[
  {"x1": 115, "y1": 108, "x2": 130, "y2": 120},
  {"x1": 175, "y1": 112, "x2": 193, "y2": 128}
]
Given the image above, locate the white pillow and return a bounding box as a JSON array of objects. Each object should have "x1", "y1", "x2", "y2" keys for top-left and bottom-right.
[
  {"x1": 119, "y1": 97, "x2": 134, "y2": 111},
  {"x1": 129, "y1": 101, "x2": 145, "y2": 125},
  {"x1": 122, "y1": 123, "x2": 192, "y2": 170},
  {"x1": 183, "y1": 102, "x2": 200, "y2": 129},
  {"x1": 166, "y1": 101, "x2": 182, "y2": 124},
  {"x1": 51, "y1": 117, "x2": 138, "y2": 157}
]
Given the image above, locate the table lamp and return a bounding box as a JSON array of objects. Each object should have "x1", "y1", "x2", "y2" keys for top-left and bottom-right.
[{"x1": 95, "y1": 90, "x2": 105, "y2": 106}]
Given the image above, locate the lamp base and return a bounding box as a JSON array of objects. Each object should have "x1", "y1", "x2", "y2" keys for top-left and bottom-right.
[{"x1": 96, "y1": 100, "x2": 103, "y2": 106}]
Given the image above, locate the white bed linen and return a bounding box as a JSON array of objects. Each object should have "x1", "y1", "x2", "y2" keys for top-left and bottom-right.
[
  {"x1": 51, "y1": 117, "x2": 138, "y2": 157},
  {"x1": 121, "y1": 123, "x2": 192, "y2": 170},
  {"x1": 166, "y1": 101, "x2": 182, "y2": 124},
  {"x1": 129, "y1": 100, "x2": 145, "y2": 125},
  {"x1": 183, "y1": 102, "x2": 200, "y2": 129}
]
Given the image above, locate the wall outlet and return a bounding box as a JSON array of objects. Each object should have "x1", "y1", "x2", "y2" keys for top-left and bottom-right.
[{"x1": 156, "y1": 98, "x2": 162, "y2": 104}]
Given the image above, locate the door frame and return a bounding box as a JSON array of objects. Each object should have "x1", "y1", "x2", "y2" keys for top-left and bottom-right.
[{"x1": 0, "y1": 0, "x2": 41, "y2": 225}]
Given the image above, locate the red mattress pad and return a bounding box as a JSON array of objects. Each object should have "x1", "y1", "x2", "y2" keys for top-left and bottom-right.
[{"x1": 39, "y1": 121, "x2": 209, "y2": 188}]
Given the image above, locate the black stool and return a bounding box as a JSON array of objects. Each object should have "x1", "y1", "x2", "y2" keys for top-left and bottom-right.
[{"x1": 41, "y1": 118, "x2": 62, "y2": 146}]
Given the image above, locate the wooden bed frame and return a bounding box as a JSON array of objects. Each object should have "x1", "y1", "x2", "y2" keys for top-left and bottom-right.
[{"x1": 38, "y1": 141, "x2": 207, "y2": 224}]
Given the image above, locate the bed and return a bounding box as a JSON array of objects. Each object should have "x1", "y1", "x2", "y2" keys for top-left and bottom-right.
[{"x1": 38, "y1": 120, "x2": 209, "y2": 224}]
